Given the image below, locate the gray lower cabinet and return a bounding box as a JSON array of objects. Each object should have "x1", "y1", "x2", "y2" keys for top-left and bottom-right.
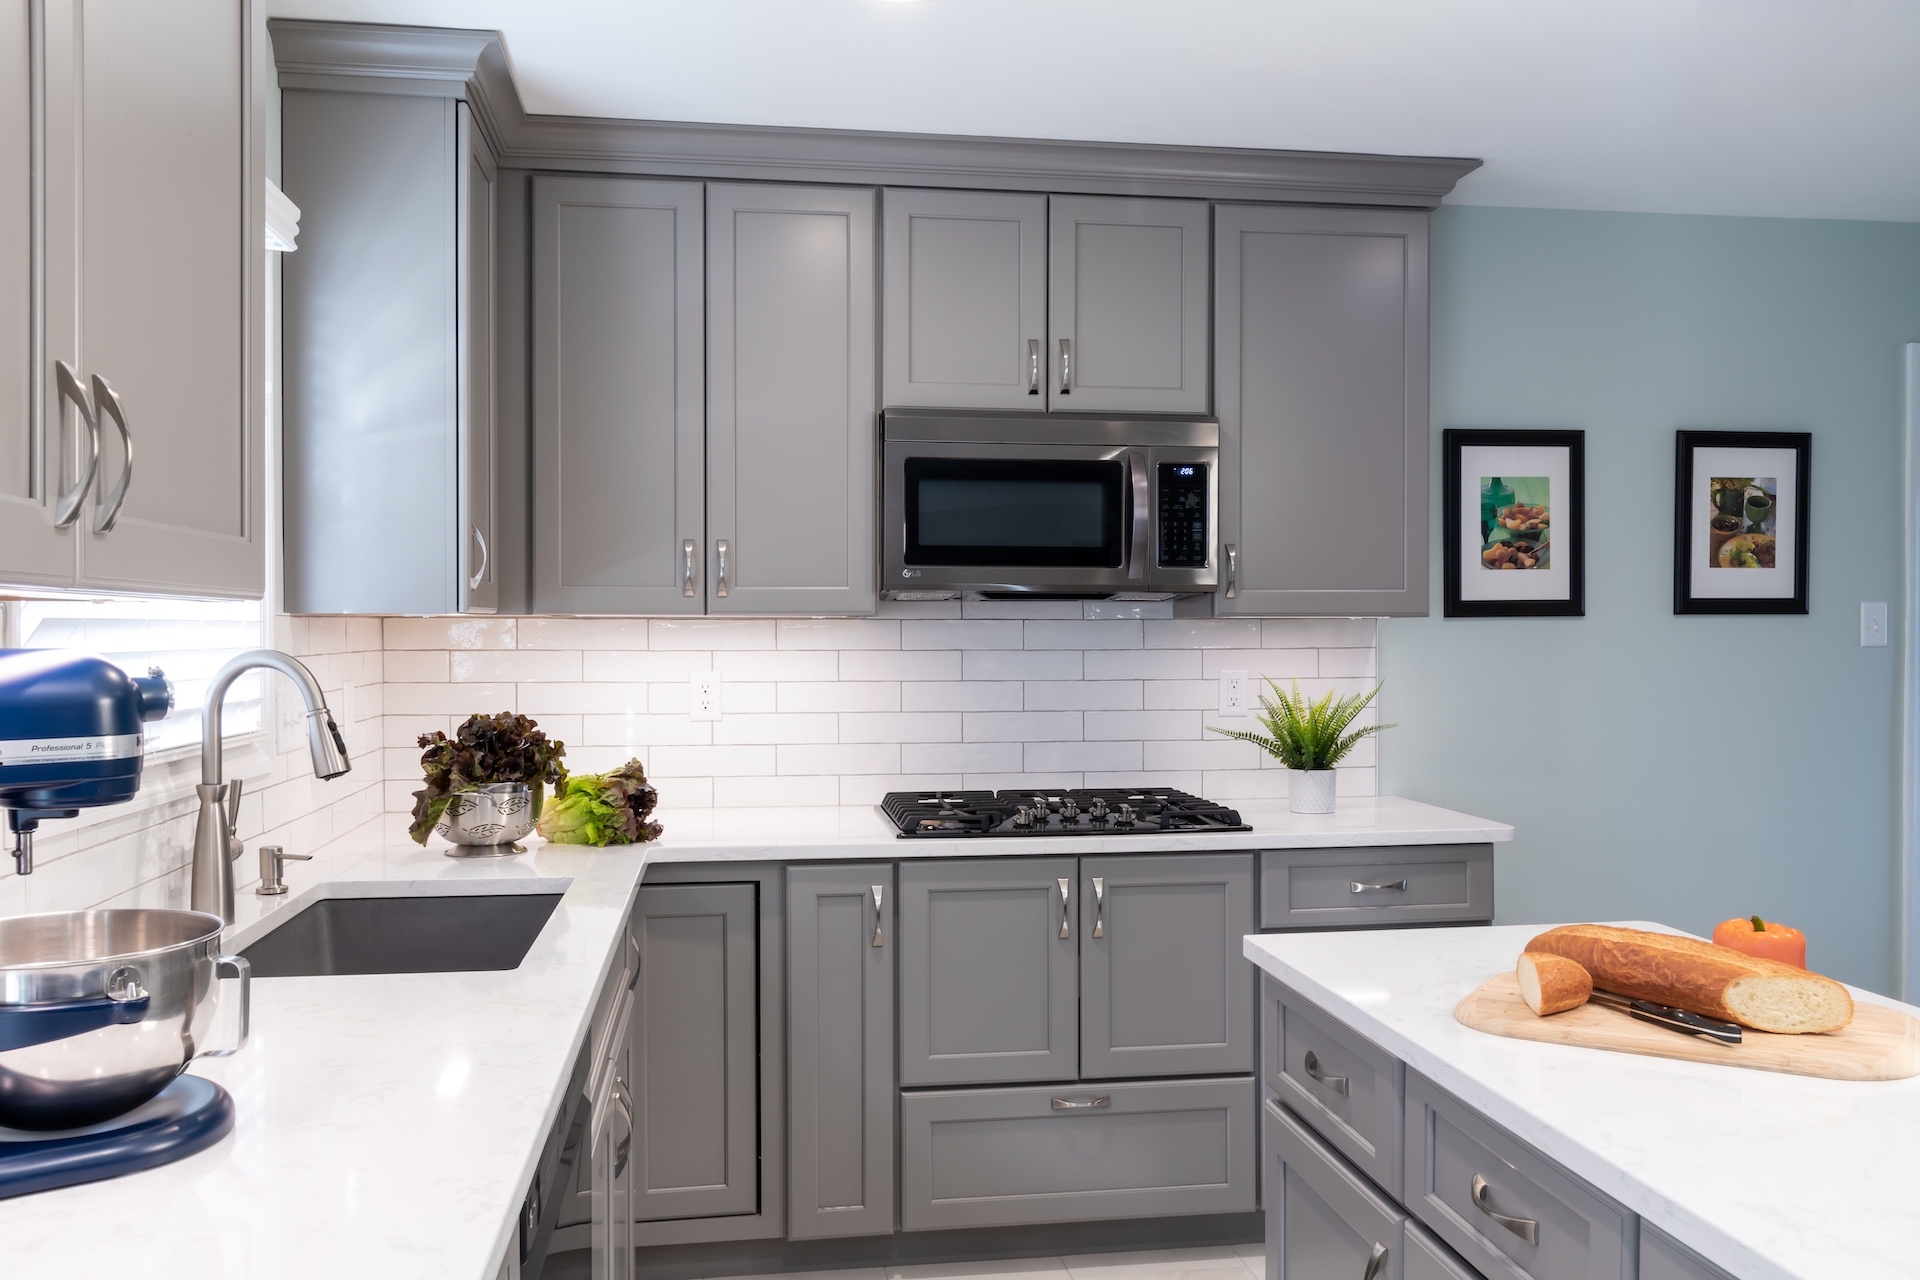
[
  {"x1": 1266, "y1": 1097, "x2": 1405, "y2": 1280},
  {"x1": 529, "y1": 174, "x2": 705, "y2": 614},
  {"x1": 1214, "y1": 203, "x2": 1429, "y2": 616},
  {"x1": 706, "y1": 183, "x2": 877, "y2": 614},
  {"x1": 787, "y1": 864, "x2": 895, "y2": 1240},
  {"x1": 1080, "y1": 853, "x2": 1255, "y2": 1079},
  {"x1": 902, "y1": 1076, "x2": 1256, "y2": 1231},
  {"x1": 899, "y1": 857, "x2": 1079, "y2": 1087},
  {"x1": 1048, "y1": 196, "x2": 1209, "y2": 414},
  {"x1": 1405, "y1": 1219, "x2": 1482, "y2": 1280},
  {"x1": 882, "y1": 188, "x2": 1047, "y2": 411},
  {"x1": 1642, "y1": 1224, "x2": 1733, "y2": 1280},
  {"x1": 1260, "y1": 846, "x2": 1494, "y2": 931},
  {"x1": 1264, "y1": 975, "x2": 1405, "y2": 1199},
  {"x1": 631, "y1": 882, "x2": 759, "y2": 1222}
]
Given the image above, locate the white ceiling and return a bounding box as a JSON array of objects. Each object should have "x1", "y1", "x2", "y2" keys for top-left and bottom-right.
[{"x1": 265, "y1": 0, "x2": 1920, "y2": 221}]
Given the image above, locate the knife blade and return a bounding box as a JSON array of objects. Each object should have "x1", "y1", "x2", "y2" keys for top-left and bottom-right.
[{"x1": 1588, "y1": 989, "x2": 1743, "y2": 1045}]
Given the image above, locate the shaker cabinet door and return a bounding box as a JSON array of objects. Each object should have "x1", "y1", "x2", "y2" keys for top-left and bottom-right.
[
  {"x1": 52, "y1": 0, "x2": 263, "y2": 597},
  {"x1": 706, "y1": 183, "x2": 877, "y2": 615},
  {"x1": 458, "y1": 104, "x2": 499, "y2": 614},
  {"x1": 531, "y1": 175, "x2": 706, "y2": 615},
  {"x1": 882, "y1": 188, "x2": 1047, "y2": 410},
  {"x1": 1048, "y1": 195, "x2": 1208, "y2": 414},
  {"x1": 899, "y1": 858, "x2": 1079, "y2": 1087},
  {"x1": 1214, "y1": 204, "x2": 1429, "y2": 616}
]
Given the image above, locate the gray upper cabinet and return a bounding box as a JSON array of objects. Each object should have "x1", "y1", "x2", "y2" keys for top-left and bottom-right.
[
  {"x1": 0, "y1": 0, "x2": 264, "y2": 597},
  {"x1": 1214, "y1": 204, "x2": 1429, "y2": 616},
  {"x1": 1080, "y1": 853, "x2": 1254, "y2": 1079},
  {"x1": 530, "y1": 175, "x2": 705, "y2": 615},
  {"x1": 706, "y1": 183, "x2": 877, "y2": 615},
  {"x1": 280, "y1": 51, "x2": 491, "y2": 614},
  {"x1": 787, "y1": 864, "x2": 895, "y2": 1240},
  {"x1": 1049, "y1": 196, "x2": 1209, "y2": 414},
  {"x1": 632, "y1": 882, "x2": 759, "y2": 1223},
  {"x1": 899, "y1": 857, "x2": 1078, "y2": 1087},
  {"x1": 882, "y1": 189, "x2": 1047, "y2": 410}
]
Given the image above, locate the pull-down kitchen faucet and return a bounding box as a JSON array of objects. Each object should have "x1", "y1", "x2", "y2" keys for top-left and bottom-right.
[{"x1": 191, "y1": 650, "x2": 350, "y2": 924}]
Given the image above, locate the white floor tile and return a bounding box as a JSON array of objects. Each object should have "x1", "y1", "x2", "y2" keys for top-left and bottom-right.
[
  {"x1": 1063, "y1": 1247, "x2": 1253, "y2": 1277},
  {"x1": 890, "y1": 1258, "x2": 1070, "y2": 1280}
]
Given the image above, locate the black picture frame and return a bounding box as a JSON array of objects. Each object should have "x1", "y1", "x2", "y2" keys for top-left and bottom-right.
[
  {"x1": 1443, "y1": 429, "x2": 1586, "y2": 618},
  {"x1": 1673, "y1": 430, "x2": 1810, "y2": 615}
]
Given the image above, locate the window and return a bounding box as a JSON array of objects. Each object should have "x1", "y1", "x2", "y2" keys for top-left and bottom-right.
[{"x1": 5, "y1": 596, "x2": 266, "y2": 755}]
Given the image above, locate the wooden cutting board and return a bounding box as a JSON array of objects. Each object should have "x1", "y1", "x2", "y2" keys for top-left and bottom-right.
[{"x1": 1455, "y1": 972, "x2": 1920, "y2": 1081}]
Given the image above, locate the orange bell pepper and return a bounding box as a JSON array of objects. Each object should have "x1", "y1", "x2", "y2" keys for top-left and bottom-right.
[{"x1": 1712, "y1": 915, "x2": 1806, "y2": 969}]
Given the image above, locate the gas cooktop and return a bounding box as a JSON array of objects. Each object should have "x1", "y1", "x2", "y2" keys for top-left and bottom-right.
[{"x1": 880, "y1": 788, "x2": 1250, "y2": 838}]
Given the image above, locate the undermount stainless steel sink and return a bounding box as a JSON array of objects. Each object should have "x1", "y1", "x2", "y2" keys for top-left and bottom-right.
[{"x1": 238, "y1": 891, "x2": 563, "y2": 977}]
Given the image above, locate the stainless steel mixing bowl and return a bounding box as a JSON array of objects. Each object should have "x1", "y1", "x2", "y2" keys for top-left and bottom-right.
[
  {"x1": 436, "y1": 782, "x2": 536, "y2": 856},
  {"x1": 0, "y1": 908, "x2": 250, "y2": 1130}
]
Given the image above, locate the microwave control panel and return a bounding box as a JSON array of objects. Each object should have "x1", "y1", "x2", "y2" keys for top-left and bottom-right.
[{"x1": 1157, "y1": 463, "x2": 1210, "y2": 568}]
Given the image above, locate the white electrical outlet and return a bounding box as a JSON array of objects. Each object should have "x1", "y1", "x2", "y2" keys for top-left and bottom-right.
[
  {"x1": 1219, "y1": 670, "x2": 1249, "y2": 717},
  {"x1": 690, "y1": 670, "x2": 722, "y2": 721},
  {"x1": 1862, "y1": 602, "x2": 1889, "y2": 647}
]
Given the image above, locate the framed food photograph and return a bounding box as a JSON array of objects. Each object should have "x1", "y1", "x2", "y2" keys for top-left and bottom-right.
[
  {"x1": 1443, "y1": 429, "x2": 1586, "y2": 618},
  {"x1": 1673, "y1": 430, "x2": 1810, "y2": 615}
]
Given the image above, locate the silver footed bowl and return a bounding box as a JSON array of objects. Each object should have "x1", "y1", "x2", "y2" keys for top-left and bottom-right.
[
  {"x1": 0, "y1": 908, "x2": 249, "y2": 1131},
  {"x1": 437, "y1": 782, "x2": 536, "y2": 849}
]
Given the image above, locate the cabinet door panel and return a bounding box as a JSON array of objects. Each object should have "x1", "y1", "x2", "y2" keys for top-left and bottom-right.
[
  {"x1": 707, "y1": 183, "x2": 876, "y2": 614},
  {"x1": 1049, "y1": 196, "x2": 1208, "y2": 414},
  {"x1": 458, "y1": 104, "x2": 498, "y2": 613},
  {"x1": 899, "y1": 858, "x2": 1078, "y2": 1086},
  {"x1": 788, "y1": 864, "x2": 894, "y2": 1239},
  {"x1": 1267, "y1": 1098, "x2": 1406, "y2": 1280},
  {"x1": 532, "y1": 175, "x2": 705, "y2": 614},
  {"x1": 1081, "y1": 853, "x2": 1254, "y2": 1079},
  {"x1": 883, "y1": 188, "x2": 1046, "y2": 410},
  {"x1": 633, "y1": 883, "x2": 758, "y2": 1222},
  {"x1": 61, "y1": 0, "x2": 262, "y2": 596},
  {"x1": 1216, "y1": 204, "x2": 1428, "y2": 616}
]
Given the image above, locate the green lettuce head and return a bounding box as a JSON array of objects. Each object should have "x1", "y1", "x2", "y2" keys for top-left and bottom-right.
[{"x1": 536, "y1": 759, "x2": 664, "y2": 846}]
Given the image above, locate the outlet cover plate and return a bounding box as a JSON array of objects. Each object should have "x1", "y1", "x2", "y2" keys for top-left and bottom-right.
[
  {"x1": 1219, "y1": 670, "x2": 1249, "y2": 717},
  {"x1": 690, "y1": 670, "x2": 722, "y2": 721}
]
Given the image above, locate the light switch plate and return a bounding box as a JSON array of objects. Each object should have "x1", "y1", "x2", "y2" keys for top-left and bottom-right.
[
  {"x1": 1862, "y1": 602, "x2": 1889, "y2": 647},
  {"x1": 1219, "y1": 670, "x2": 1249, "y2": 717},
  {"x1": 690, "y1": 670, "x2": 722, "y2": 721}
]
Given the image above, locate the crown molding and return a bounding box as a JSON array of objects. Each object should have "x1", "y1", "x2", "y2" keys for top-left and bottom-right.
[{"x1": 274, "y1": 19, "x2": 1481, "y2": 208}]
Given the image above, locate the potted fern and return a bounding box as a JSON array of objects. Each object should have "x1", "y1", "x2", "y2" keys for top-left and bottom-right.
[{"x1": 1208, "y1": 679, "x2": 1392, "y2": 814}]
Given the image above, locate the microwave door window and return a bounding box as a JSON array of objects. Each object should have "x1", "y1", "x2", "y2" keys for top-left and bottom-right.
[{"x1": 905, "y1": 458, "x2": 1125, "y2": 567}]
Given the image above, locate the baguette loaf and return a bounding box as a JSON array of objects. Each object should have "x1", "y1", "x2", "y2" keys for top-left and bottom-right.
[
  {"x1": 1516, "y1": 951, "x2": 1592, "y2": 1015},
  {"x1": 1525, "y1": 924, "x2": 1852, "y2": 1034}
]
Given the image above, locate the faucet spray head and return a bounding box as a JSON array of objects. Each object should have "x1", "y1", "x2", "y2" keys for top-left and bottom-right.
[{"x1": 308, "y1": 709, "x2": 351, "y2": 780}]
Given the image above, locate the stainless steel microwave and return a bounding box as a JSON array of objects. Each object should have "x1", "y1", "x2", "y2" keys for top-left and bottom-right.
[{"x1": 881, "y1": 409, "x2": 1219, "y2": 599}]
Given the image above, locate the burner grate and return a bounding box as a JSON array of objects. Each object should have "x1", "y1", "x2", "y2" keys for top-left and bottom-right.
[{"x1": 880, "y1": 787, "x2": 1247, "y2": 838}]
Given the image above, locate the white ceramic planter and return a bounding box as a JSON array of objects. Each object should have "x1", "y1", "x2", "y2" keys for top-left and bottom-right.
[{"x1": 1289, "y1": 769, "x2": 1337, "y2": 814}]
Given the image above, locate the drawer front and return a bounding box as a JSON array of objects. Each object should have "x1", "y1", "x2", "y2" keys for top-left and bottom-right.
[
  {"x1": 1405, "y1": 1219, "x2": 1481, "y2": 1280},
  {"x1": 1642, "y1": 1225, "x2": 1734, "y2": 1280},
  {"x1": 900, "y1": 1076, "x2": 1256, "y2": 1230},
  {"x1": 1266, "y1": 1098, "x2": 1405, "y2": 1280},
  {"x1": 1405, "y1": 1071, "x2": 1630, "y2": 1280},
  {"x1": 1261, "y1": 846, "x2": 1494, "y2": 929},
  {"x1": 1264, "y1": 975, "x2": 1404, "y2": 1198}
]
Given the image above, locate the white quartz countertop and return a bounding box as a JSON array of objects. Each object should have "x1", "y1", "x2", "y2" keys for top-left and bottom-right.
[
  {"x1": 642, "y1": 795, "x2": 1511, "y2": 859},
  {"x1": 0, "y1": 827, "x2": 654, "y2": 1280},
  {"x1": 1243, "y1": 924, "x2": 1920, "y2": 1280}
]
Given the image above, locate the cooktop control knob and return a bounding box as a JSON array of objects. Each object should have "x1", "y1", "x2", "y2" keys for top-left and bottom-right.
[
  {"x1": 1114, "y1": 803, "x2": 1137, "y2": 826},
  {"x1": 1060, "y1": 799, "x2": 1080, "y2": 822},
  {"x1": 1013, "y1": 806, "x2": 1034, "y2": 828}
]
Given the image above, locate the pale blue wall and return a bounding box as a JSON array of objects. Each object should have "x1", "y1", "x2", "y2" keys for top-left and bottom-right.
[{"x1": 1382, "y1": 206, "x2": 1920, "y2": 993}]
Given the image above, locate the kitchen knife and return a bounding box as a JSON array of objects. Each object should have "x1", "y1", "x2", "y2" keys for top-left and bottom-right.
[{"x1": 1589, "y1": 989, "x2": 1743, "y2": 1045}]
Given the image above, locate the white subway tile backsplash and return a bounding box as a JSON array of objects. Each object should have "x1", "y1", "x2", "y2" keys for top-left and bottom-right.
[
  {"x1": 778, "y1": 618, "x2": 900, "y2": 650},
  {"x1": 385, "y1": 681, "x2": 517, "y2": 715},
  {"x1": 847, "y1": 650, "x2": 963, "y2": 681},
  {"x1": 777, "y1": 682, "x2": 900, "y2": 713},
  {"x1": 1082, "y1": 649, "x2": 1202, "y2": 680},
  {"x1": 840, "y1": 712, "x2": 963, "y2": 743},
  {"x1": 517, "y1": 682, "x2": 647, "y2": 715},
  {"x1": 1144, "y1": 680, "x2": 1218, "y2": 710},
  {"x1": 1144, "y1": 738, "x2": 1266, "y2": 771},
  {"x1": 1318, "y1": 647, "x2": 1379, "y2": 678},
  {"x1": 838, "y1": 774, "x2": 962, "y2": 805},
  {"x1": 1264, "y1": 618, "x2": 1377, "y2": 648},
  {"x1": 649, "y1": 745, "x2": 779, "y2": 777},
  {"x1": 964, "y1": 650, "x2": 1082, "y2": 681},
  {"x1": 963, "y1": 772, "x2": 1082, "y2": 791},
  {"x1": 384, "y1": 616, "x2": 515, "y2": 650},
  {"x1": 518, "y1": 617, "x2": 652, "y2": 650},
  {"x1": 902, "y1": 681, "x2": 1023, "y2": 712},
  {"x1": 1085, "y1": 709, "x2": 1205, "y2": 740},
  {"x1": 777, "y1": 743, "x2": 901, "y2": 775},
  {"x1": 713, "y1": 713, "x2": 840, "y2": 745},
  {"x1": 720, "y1": 650, "x2": 841, "y2": 682},
  {"x1": 584, "y1": 650, "x2": 712, "y2": 682},
  {"x1": 902, "y1": 619, "x2": 1024, "y2": 650},
  {"x1": 1025, "y1": 740, "x2": 1142, "y2": 772},
  {"x1": 451, "y1": 649, "x2": 583, "y2": 683},
  {"x1": 1144, "y1": 618, "x2": 1262, "y2": 649},
  {"x1": 1024, "y1": 680, "x2": 1142, "y2": 711},
  {"x1": 902, "y1": 741, "x2": 1023, "y2": 774},
  {"x1": 1086, "y1": 770, "x2": 1204, "y2": 792},
  {"x1": 962, "y1": 599, "x2": 1084, "y2": 619},
  {"x1": 964, "y1": 711, "x2": 1082, "y2": 742},
  {"x1": 1201, "y1": 648, "x2": 1317, "y2": 680},
  {"x1": 1025, "y1": 619, "x2": 1142, "y2": 650},
  {"x1": 582, "y1": 713, "x2": 713, "y2": 747},
  {"x1": 714, "y1": 775, "x2": 840, "y2": 807},
  {"x1": 649, "y1": 618, "x2": 778, "y2": 650}
]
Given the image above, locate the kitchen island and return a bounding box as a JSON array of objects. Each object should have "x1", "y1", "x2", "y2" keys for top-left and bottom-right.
[
  {"x1": 1245, "y1": 924, "x2": 1920, "y2": 1280},
  {"x1": 0, "y1": 795, "x2": 1506, "y2": 1279}
]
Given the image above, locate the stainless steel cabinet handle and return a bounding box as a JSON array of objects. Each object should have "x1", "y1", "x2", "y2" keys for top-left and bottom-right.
[
  {"x1": 1092, "y1": 877, "x2": 1105, "y2": 938},
  {"x1": 1470, "y1": 1173, "x2": 1539, "y2": 1246},
  {"x1": 1350, "y1": 879, "x2": 1408, "y2": 894},
  {"x1": 1127, "y1": 452, "x2": 1149, "y2": 581},
  {"x1": 468, "y1": 527, "x2": 489, "y2": 590},
  {"x1": 871, "y1": 884, "x2": 885, "y2": 947},
  {"x1": 89, "y1": 374, "x2": 132, "y2": 533},
  {"x1": 1057, "y1": 876, "x2": 1070, "y2": 938},
  {"x1": 1028, "y1": 338, "x2": 1040, "y2": 394},
  {"x1": 1224, "y1": 544, "x2": 1238, "y2": 599},
  {"x1": 1361, "y1": 1242, "x2": 1389, "y2": 1280},
  {"x1": 52, "y1": 361, "x2": 98, "y2": 528},
  {"x1": 1303, "y1": 1049, "x2": 1349, "y2": 1096},
  {"x1": 610, "y1": 1076, "x2": 634, "y2": 1180},
  {"x1": 1050, "y1": 1095, "x2": 1110, "y2": 1110},
  {"x1": 715, "y1": 539, "x2": 730, "y2": 597},
  {"x1": 1058, "y1": 337, "x2": 1072, "y2": 393},
  {"x1": 681, "y1": 538, "x2": 697, "y2": 597}
]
